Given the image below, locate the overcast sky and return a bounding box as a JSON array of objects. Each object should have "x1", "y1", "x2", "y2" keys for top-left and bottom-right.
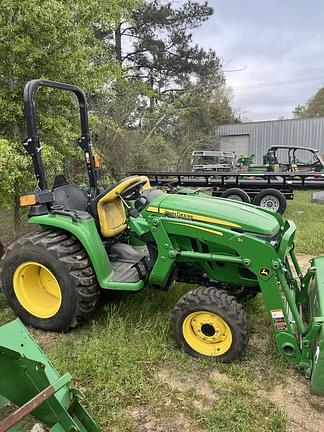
[{"x1": 191, "y1": 0, "x2": 324, "y2": 121}]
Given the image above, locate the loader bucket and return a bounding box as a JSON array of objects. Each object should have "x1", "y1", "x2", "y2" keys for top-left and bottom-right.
[
  {"x1": 0, "y1": 319, "x2": 97, "y2": 431},
  {"x1": 307, "y1": 256, "x2": 324, "y2": 395}
]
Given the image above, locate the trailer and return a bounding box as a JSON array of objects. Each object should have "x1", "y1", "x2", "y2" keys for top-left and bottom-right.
[{"x1": 129, "y1": 170, "x2": 324, "y2": 214}]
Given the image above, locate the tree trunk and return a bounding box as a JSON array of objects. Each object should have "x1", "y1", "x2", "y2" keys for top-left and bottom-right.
[
  {"x1": 149, "y1": 76, "x2": 155, "y2": 112},
  {"x1": 114, "y1": 25, "x2": 122, "y2": 64}
]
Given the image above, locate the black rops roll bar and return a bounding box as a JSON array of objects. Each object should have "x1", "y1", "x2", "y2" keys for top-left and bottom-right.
[{"x1": 23, "y1": 79, "x2": 98, "y2": 196}]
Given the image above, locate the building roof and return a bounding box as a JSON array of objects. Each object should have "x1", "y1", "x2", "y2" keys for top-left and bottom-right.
[{"x1": 219, "y1": 116, "x2": 324, "y2": 128}]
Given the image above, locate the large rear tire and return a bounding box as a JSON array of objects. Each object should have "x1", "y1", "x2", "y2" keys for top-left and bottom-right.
[
  {"x1": 1, "y1": 229, "x2": 100, "y2": 331},
  {"x1": 171, "y1": 286, "x2": 249, "y2": 362}
]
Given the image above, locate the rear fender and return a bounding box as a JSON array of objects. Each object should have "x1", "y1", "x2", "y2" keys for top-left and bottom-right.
[{"x1": 28, "y1": 214, "x2": 113, "y2": 287}]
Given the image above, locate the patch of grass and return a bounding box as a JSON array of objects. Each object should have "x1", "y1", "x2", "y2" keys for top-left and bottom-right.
[
  {"x1": 0, "y1": 294, "x2": 14, "y2": 325},
  {"x1": 43, "y1": 289, "x2": 190, "y2": 430},
  {"x1": 201, "y1": 395, "x2": 286, "y2": 432},
  {"x1": 285, "y1": 190, "x2": 324, "y2": 254}
]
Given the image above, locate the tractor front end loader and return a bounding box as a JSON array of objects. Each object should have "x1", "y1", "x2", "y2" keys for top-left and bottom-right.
[
  {"x1": 1, "y1": 79, "x2": 324, "y2": 395},
  {"x1": 0, "y1": 318, "x2": 97, "y2": 431}
]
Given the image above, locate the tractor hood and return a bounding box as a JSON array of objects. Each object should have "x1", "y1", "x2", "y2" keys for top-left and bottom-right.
[{"x1": 144, "y1": 194, "x2": 281, "y2": 237}]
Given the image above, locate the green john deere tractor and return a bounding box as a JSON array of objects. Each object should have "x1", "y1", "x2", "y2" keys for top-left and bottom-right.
[{"x1": 1, "y1": 80, "x2": 324, "y2": 394}]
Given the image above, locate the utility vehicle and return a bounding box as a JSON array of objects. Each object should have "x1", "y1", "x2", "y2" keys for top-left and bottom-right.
[
  {"x1": 1, "y1": 80, "x2": 324, "y2": 395},
  {"x1": 263, "y1": 145, "x2": 324, "y2": 173}
]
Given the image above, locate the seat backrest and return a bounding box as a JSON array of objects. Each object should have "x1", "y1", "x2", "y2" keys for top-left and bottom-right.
[
  {"x1": 98, "y1": 199, "x2": 126, "y2": 237},
  {"x1": 96, "y1": 176, "x2": 150, "y2": 238},
  {"x1": 53, "y1": 184, "x2": 88, "y2": 212}
]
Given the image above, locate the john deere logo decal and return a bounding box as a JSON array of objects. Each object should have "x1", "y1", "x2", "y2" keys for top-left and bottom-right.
[
  {"x1": 165, "y1": 210, "x2": 193, "y2": 221},
  {"x1": 260, "y1": 268, "x2": 270, "y2": 277}
]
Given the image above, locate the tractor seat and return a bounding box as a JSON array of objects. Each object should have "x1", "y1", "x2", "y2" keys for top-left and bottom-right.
[{"x1": 91, "y1": 175, "x2": 151, "y2": 238}]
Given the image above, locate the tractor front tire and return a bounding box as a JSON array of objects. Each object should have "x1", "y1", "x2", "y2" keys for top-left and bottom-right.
[
  {"x1": 172, "y1": 286, "x2": 249, "y2": 362},
  {"x1": 1, "y1": 229, "x2": 100, "y2": 332}
]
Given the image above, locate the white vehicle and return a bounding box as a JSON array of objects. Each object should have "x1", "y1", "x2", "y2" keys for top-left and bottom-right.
[{"x1": 191, "y1": 150, "x2": 236, "y2": 172}]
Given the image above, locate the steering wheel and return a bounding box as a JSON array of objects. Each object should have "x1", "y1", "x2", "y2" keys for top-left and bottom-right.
[{"x1": 120, "y1": 179, "x2": 147, "y2": 200}]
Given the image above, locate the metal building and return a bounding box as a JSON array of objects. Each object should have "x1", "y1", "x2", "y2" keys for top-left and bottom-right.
[{"x1": 216, "y1": 117, "x2": 324, "y2": 163}]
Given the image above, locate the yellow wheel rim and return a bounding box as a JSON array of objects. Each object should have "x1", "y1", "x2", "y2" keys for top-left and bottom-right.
[
  {"x1": 182, "y1": 311, "x2": 232, "y2": 356},
  {"x1": 13, "y1": 262, "x2": 62, "y2": 319}
]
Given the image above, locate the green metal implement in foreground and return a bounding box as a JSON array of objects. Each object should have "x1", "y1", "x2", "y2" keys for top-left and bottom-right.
[
  {"x1": 0, "y1": 319, "x2": 97, "y2": 432},
  {"x1": 307, "y1": 257, "x2": 324, "y2": 394},
  {"x1": 1, "y1": 79, "x2": 324, "y2": 397}
]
